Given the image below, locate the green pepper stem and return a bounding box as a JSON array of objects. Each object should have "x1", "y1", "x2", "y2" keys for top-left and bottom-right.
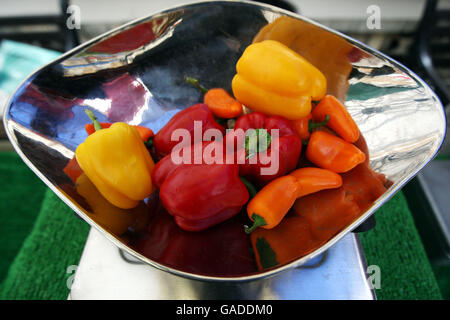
[
  {"x1": 244, "y1": 213, "x2": 267, "y2": 234},
  {"x1": 214, "y1": 116, "x2": 228, "y2": 127},
  {"x1": 85, "y1": 109, "x2": 102, "y2": 132},
  {"x1": 240, "y1": 176, "x2": 257, "y2": 198},
  {"x1": 185, "y1": 76, "x2": 208, "y2": 94},
  {"x1": 245, "y1": 128, "x2": 272, "y2": 159},
  {"x1": 144, "y1": 136, "x2": 154, "y2": 149},
  {"x1": 308, "y1": 114, "x2": 330, "y2": 132}
]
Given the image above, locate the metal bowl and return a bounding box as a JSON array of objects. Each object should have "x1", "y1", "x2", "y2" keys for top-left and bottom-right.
[{"x1": 3, "y1": 0, "x2": 446, "y2": 282}]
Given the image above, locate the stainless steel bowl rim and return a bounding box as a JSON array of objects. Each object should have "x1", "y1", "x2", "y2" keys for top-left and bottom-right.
[{"x1": 3, "y1": 0, "x2": 447, "y2": 282}]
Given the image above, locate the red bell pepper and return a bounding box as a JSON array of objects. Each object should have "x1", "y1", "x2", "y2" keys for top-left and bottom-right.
[
  {"x1": 152, "y1": 141, "x2": 215, "y2": 189},
  {"x1": 233, "y1": 112, "x2": 302, "y2": 185},
  {"x1": 159, "y1": 162, "x2": 249, "y2": 231},
  {"x1": 153, "y1": 103, "x2": 224, "y2": 158}
]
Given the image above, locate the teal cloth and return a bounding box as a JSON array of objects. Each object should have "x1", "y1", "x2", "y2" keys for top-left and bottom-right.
[{"x1": 0, "y1": 40, "x2": 60, "y2": 94}]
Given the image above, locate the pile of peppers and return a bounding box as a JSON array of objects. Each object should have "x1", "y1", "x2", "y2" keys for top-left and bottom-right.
[{"x1": 73, "y1": 39, "x2": 383, "y2": 242}]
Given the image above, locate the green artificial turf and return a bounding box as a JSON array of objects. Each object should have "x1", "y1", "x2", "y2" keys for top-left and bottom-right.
[
  {"x1": 433, "y1": 263, "x2": 450, "y2": 299},
  {"x1": 0, "y1": 151, "x2": 444, "y2": 299},
  {"x1": 0, "y1": 186, "x2": 90, "y2": 299},
  {"x1": 0, "y1": 152, "x2": 47, "y2": 282},
  {"x1": 359, "y1": 192, "x2": 442, "y2": 300}
]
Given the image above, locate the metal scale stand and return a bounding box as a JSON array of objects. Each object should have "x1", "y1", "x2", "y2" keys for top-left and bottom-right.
[{"x1": 68, "y1": 227, "x2": 375, "y2": 300}]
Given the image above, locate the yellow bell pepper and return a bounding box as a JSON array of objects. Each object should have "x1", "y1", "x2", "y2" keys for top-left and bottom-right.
[
  {"x1": 75, "y1": 110, "x2": 155, "y2": 209},
  {"x1": 231, "y1": 40, "x2": 327, "y2": 120}
]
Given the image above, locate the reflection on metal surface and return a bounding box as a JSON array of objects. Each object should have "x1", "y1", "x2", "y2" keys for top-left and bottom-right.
[
  {"x1": 3, "y1": 0, "x2": 446, "y2": 282},
  {"x1": 119, "y1": 248, "x2": 145, "y2": 265},
  {"x1": 253, "y1": 15, "x2": 354, "y2": 102},
  {"x1": 351, "y1": 72, "x2": 418, "y2": 88},
  {"x1": 128, "y1": 197, "x2": 256, "y2": 276},
  {"x1": 60, "y1": 14, "x2": 183, "y2": 77},
  {"x1": 118, "y1": 246, "x2": 329, "y2": 269},
  {"x1": 297, "y1": 251, "x2": 328, "y2": 269},
  {"x1": 75, "y1": 173, "x2": 151, "y2": 236},
  {"x1": 71, "y1": 229, "x2": 373, "y2": 299}
]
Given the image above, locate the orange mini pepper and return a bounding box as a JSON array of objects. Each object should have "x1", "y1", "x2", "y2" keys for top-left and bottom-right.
[
  {"x1": 291, "y1": 114, "x2": 312, "y2": 141},
  {"x1": 245, "y1": 167, "x2": 345, "y2": 233},
  {"x1": 85, "y1": 122, "x2": 154, "y2": 142},
  {"x1": 291, "y1": 113, "x2": 330, "y2": 141},
  {"x1": 306, "y1": 131, "x2": 366, "y2": 173},
  {"x1": 312, "y1": 95, "x2": 359, "y2": 143},
  {"x1": 133, "y1": 126, "x2": 154, "y2": 142},
  {"x1": 290, "y1": 167, "x2": 343, "y2": 198},
  {"x1": 85, "y1": 122, "x2": 113, "y2": 134},
  {"x1": 204, "y1": 88, "x2": 243, "y2": 119},
  {"x1": 185, "y1": 76, "x2": 243, "y2": 119},
  {"x1": 245, "y1": 176, "x2": 299, "y2": 234}
]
